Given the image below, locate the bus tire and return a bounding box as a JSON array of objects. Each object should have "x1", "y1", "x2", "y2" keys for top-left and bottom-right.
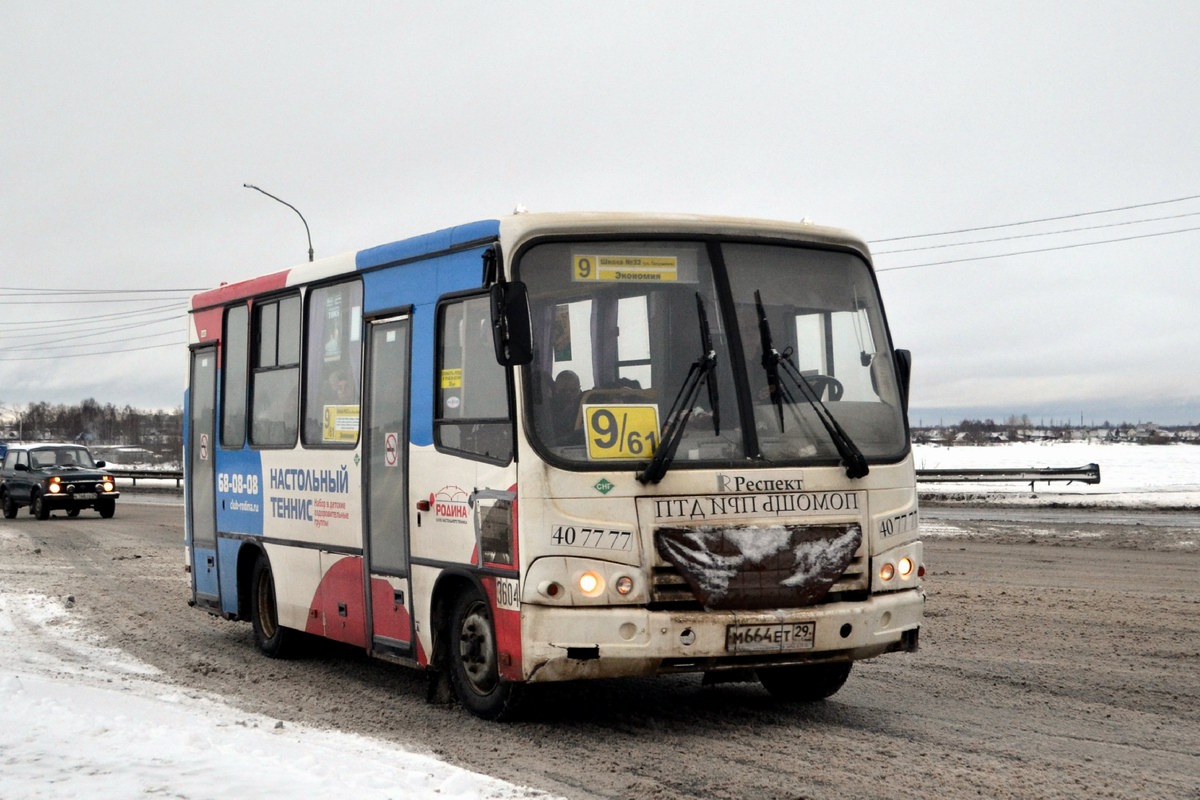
[
  {"x1": 251, "y1": 552, "x2": 301, "y2": 659},
  {"x1": 758, "y1": 662, "x2": 852, "y2": 702},
  {"x1": 32, "y1": 492, "x2": 51, "y2": 520},
  {"x1": 97, "y1": 499, "x2": 116, "y2": 519},
  {"x1": 1, "y1": 490, "x2": 17, "y2": 519},
  {"x1": 447, "y1": 589, "x2": 522, "y2": 720}
]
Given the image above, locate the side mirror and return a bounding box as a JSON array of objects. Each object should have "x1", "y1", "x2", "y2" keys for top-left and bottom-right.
[
  {"x1": 14, "y1": 463, "x2": 29, "y2": 472},
  {"x1": 894, "y1": 349, "x2": 912, "y2": 415},
  {"x1": 95, "y1": 460, "x2": 107, "y2": 468},
  {"x1": 490, "y1": 281, "x2": 533, "y2": 367}
]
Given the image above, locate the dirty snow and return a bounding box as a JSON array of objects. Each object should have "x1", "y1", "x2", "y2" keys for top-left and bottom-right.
[{"x1": 0, "y1": 592, "x2": 555, "y2": 800}]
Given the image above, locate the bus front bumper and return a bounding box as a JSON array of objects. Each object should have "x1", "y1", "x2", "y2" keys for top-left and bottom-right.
[{"x1": 519, "y1": 588, "x2": 924, "y2": 683}]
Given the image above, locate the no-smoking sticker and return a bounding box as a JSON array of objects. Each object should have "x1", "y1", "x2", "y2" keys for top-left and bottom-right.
[
  {"x1": 384, "y1": 432, "x2": 398, "y2": 467},
  {"x1": 199, "y1": 433, "x2": 209, "y2": 461}
]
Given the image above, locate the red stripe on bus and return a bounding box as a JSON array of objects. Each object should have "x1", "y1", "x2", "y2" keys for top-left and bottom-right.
[{"x1": 190, "y1": 269, "x2": 291, "y2": 310}]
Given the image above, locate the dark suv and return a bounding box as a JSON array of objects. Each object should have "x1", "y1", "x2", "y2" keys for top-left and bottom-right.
[{"x1": 0, "y1": 443, "x2": 120, "y2": 520}]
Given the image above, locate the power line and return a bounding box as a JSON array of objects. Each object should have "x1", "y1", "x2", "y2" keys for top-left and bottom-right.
[
  {"x1": 0, "y1": 287, "x2": 205, "y2": 294},
  {"x1": 0, "y1": 314, "x2": 184, "y2": 347},
  {"x1": 0, "y1": 311, "x2": 183, "y2": 338},
  {"x1": 869, "y1": 192, "x2": 1200, "y2": 243},
  {"x1": 872, "y1": 210, "x2": 1200, "y2": 255},
  {"x1": 0, "y1": 340, "x2": 180, "y2": 362},
  {"x1": 876, "y1": 225, "x2": 1200, "y2": 273},
  {"x1": 0, "y1": 302, "x2": 187, "y2": 328},
  {"x1": 0, "y1": 296, "x2": 193, "y2": 306},
  {"x1": 0, "y1": 329, "x2": 181, "y2": 354}
]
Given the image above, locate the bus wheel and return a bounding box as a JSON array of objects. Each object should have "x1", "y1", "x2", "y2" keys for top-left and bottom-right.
[
  {"x1": 1, "y1": 490, "x2": 17, "y2": 519},
  {"x1": 447, "y1": 590, "x2": 522, "y2": 720},
  {"x1": 32, "y1": 492, "x2": 51, "y2": 520},
  {"x1": 97, "y1": 499, "x2": 116, "y2": 519},
  {"x1": 758, "y1": 662, "x2": 852, "y2": 702},
  {"x1": 251, "y1": 553, "x2": 301, "y2": 658}
]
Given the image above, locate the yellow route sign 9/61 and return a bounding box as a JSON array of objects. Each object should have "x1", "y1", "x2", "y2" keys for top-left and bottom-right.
[
  {"x1": 583, "y1": 404, "x2": 660, "y2": 460},
  {"x1": 573, "y1": 255, "x2": 678, "y2": 283}
]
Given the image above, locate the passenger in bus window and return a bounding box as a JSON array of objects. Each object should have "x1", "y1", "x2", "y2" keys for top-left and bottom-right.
[
  {"x1": 551, "y1": 370, "x2": 582, "y2": 444},
  {"x1": 328, "y1": 369, "x2": 356, "y2": 404}
]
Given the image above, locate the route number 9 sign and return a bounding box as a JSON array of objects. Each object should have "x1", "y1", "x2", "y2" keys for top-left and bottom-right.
[{"x1": 582, "y1": 404, "x2": 660, "y2": 460}]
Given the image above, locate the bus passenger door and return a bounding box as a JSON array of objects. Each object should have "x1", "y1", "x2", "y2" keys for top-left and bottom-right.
[
  {"x1": 363, "y1": 315, "x2": 414, "y2": 655},
  {"x1": 187, "y1": 346, "x2": 220, "y2": 609}
]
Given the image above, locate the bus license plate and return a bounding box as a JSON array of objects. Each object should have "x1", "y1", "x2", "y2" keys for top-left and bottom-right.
[{"x1": 726, "y1": 621, "x2": 815, "y2": 653}]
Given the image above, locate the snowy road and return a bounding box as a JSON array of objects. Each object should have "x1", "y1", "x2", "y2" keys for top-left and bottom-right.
[{"x1": 2, "y1": 500, "x2": 1198, "y2": 799}]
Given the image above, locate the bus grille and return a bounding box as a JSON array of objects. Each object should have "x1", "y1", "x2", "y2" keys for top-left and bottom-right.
[{"x1": 649, "y1": 527, "x2": 868, "y2": 611}]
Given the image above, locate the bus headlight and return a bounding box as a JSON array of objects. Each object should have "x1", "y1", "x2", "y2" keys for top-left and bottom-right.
[
  {"x1": 523, "y1": 557, "x2": 648, "y2": 606},
  {"x1": 578, "y1": 571, "x2": 605, "y2": 597},
  {"x1": 872, "y1": 542, "x2": 924, "y2": 593}
]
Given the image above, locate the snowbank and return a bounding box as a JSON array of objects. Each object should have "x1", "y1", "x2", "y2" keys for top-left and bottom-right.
[{"x1": 915, "y1": 441, "x2": 1200, "y2": 508}]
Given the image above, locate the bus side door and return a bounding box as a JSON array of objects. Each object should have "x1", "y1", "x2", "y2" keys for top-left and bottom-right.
[
  {"x1": 363, "y1": 315, "x2": 414, "y2": 654},
  {"x1": 187, "y1": 346, "x2": 220, "y2": 607}
]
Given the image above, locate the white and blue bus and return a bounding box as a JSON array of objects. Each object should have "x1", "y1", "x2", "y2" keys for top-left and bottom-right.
[{"x1": 185, "y1": 211, "x2": 923, "y2": 719}]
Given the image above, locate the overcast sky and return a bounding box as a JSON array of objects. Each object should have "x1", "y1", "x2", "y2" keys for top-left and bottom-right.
[{"x1": 3, "y1": 2, "x2": 1198, "y2": 426}]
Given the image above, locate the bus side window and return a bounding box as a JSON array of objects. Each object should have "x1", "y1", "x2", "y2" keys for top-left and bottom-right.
[
  {"x1": 221, "y1": 304, "x2": 249, "y2": 448},
  {"x1": 250, "y1": 294, "x2": 301, "y2": 447},
  {"x1": 434, "y1": 293, "x2": 513, "y2": 464},
  {"x1": 302, "y1": 280, "x2": 363, "y2": 447}
]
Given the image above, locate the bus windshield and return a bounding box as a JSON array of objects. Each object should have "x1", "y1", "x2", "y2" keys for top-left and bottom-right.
[{"x1": 519, "y1": 239, "x2": 908, "y2": 468}]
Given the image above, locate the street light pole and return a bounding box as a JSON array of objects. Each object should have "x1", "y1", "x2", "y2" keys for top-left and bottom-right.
[{"x1": 243, "y1": 183, "x2": 314, "y2": 262}]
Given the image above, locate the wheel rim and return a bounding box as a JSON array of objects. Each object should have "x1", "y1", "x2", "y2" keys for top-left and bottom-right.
[
  {"x1": 255, "y1": 568, "x2": 278, "y2": 639},
  {"x1": 457, "y1": 600, "x2": 498, "y2": 695}
]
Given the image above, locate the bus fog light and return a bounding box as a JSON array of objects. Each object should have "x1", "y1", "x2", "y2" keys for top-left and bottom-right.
[
  {"x1": 578, "y1": 571, "x2": 605, "y2": 598},
  {"x1": 879, "y1": 562, "x2": 895, "y2": 581},
  {"x1": 614, "y1": 576, "x2": 634, "y2": 596},
  {"x1": 897, "y1": 557, "x2": 914, "y2": 578},
  {"x1": 538, "y1": 580, "x2": 563, "y2": 599}
]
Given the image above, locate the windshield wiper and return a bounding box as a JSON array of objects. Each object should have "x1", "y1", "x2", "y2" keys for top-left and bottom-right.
[
  {"x1": 638, "y1": 293, "x2": 719, "y2": 484},
  {"x1": 754, "y1": 290, "x2": 869, "y2": 479}
]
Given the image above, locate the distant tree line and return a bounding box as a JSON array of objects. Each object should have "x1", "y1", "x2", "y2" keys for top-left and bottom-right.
[
  {"x1": 913, "y1": 416, "x2": 1195, "y2": 445},
  {"x1": 1, "y1": 399, "x2": 182, "y2": 459}
]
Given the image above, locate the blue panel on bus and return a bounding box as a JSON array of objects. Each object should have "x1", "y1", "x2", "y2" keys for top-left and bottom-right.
[
  {"x1": 193, "y1": 546, "x2": 219, "y2": 597},
  {"x1": 362, "y1": 245, "x2": 493, "y2": 447},
  {"x1": 217, "y1": 536, "x2": 243, "y2": 616},
  {"x1": 214, "y1": 448, "x2": 265, "y2": 535},
  {"x1": 355, "y1": 220, "x2": 499, "y2": 271}
]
